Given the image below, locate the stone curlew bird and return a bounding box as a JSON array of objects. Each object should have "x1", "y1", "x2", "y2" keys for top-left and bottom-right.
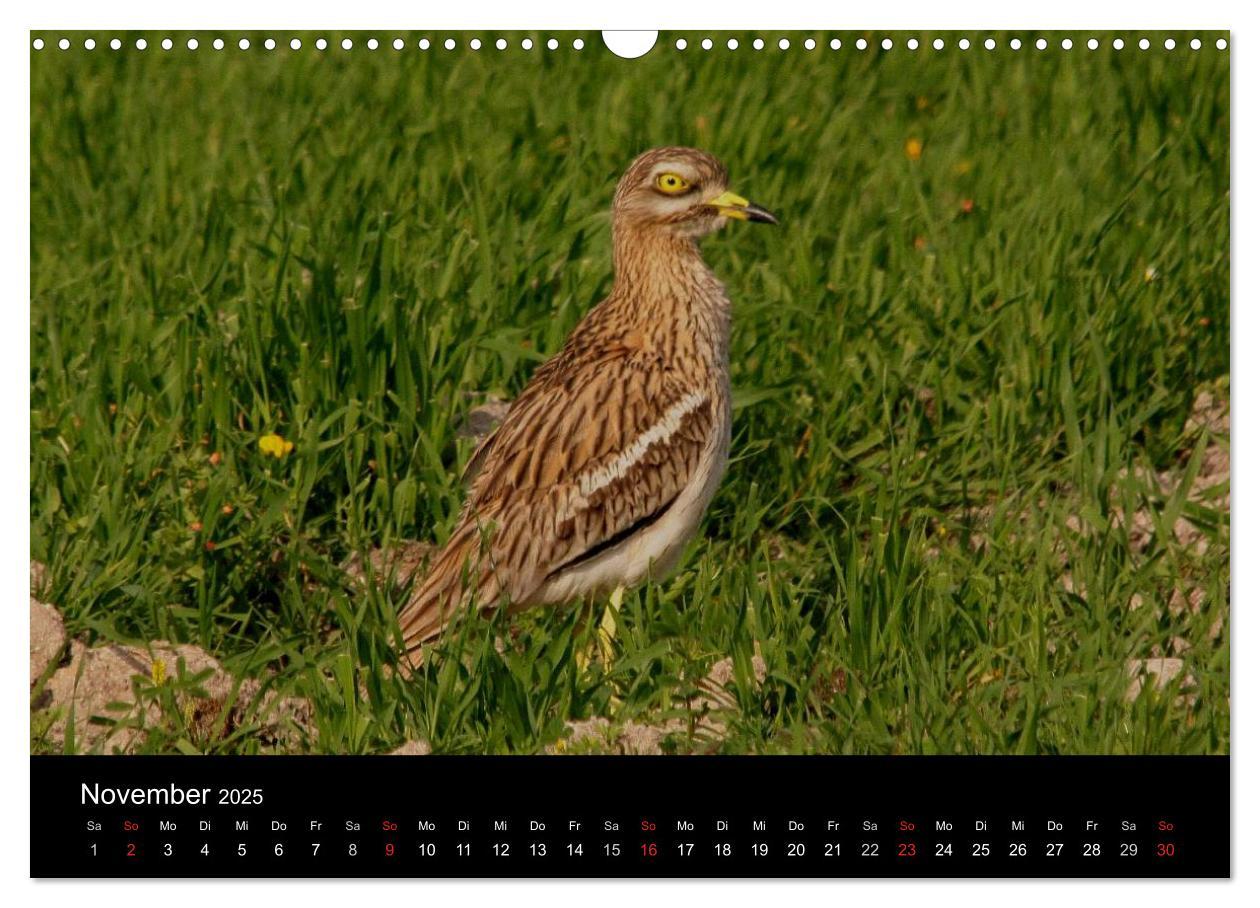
[{"x1": 397, "y1": 146, "x2": 776, "y2": 658}]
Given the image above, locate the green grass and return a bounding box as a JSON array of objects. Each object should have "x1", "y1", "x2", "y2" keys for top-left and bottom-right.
[{"x1": 30, "y1": 31, "x2": 1229, "y2": 754}]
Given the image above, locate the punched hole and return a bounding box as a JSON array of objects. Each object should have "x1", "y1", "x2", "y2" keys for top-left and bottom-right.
[{"x1": 600, "y1": 31, "x2": 657, "y2": 59}]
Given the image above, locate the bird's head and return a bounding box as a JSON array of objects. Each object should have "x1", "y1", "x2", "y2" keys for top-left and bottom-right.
[{"x1": 612, "y1": 146, "x2": 777, "y2": 239}]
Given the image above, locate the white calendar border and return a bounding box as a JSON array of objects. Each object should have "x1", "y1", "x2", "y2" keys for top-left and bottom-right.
[{"x1": 4, "y1": 1, "x2": 1251, "y2": 905}]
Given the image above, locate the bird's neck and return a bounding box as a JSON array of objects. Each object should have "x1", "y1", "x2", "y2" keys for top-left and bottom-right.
[
  {"x1": 611, "y1": 226, "x2": 708, "y2": 291},
  {"x1": 608, "y1": 225, "x2": 731, "y2": 370}
]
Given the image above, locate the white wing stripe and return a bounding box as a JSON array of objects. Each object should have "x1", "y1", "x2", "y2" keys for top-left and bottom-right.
[{"x1": 577, "y1": 390, "x2": 708, "y2": 499}]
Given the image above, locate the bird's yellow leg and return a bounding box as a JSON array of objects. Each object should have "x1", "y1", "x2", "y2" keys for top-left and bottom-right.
[
  {"x1": 574, "y1": 586, "x2": 626, "y2": 677},
  {"x1": 597, "y1": 585, "x2": 625, "y2": 667},
  {"x1": 573, "y1": 600, "x2": 597, "y2": 674}
]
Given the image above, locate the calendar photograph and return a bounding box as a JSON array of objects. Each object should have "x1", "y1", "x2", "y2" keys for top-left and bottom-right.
[{"x1": 30, "y1": 30, "x2": 1229, "y2": 766}]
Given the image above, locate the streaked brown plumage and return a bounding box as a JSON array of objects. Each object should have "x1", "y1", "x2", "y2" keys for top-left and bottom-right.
[{"x1": 397, "y1": 147, "x2": 776, "y2": 656}]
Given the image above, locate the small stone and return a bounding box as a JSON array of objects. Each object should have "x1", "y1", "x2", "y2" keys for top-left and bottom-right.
[
  {"x1": 456, "y1": 396, "x2": 511, "y2": 441},
  {"x1": 1185, "y1": 388, "x2": 1228, "y2": 435},
  {"x1": 563, "y1": 717, "x2": 613, "y2": 747},
  {"x1": 31, "y1": 561, "x2": 47, "y2": 592},
  {"x1": 1126, "y1": 509, "x2": 1156, "y2": 553},
  {"x1": 707, "y1": 657, "x2": 735, "y2": 688},
  {"x1": 1173, "y1": 516, "x2": 1204, "y2": 551},
  {"x1": 616, "y1": 721, "x2": 672, "y2": 755},
  {"x1": 30, "y1": 561, "x2": 65, "y2": 688},
  {"x1": 1209, "y1": 615, "x2": 1225, "y2": 641},
  {"x1": 556, "y1": 716, "x2": 694, "y2": 755},
  {"x1": 1124, "y1": 657, "x2": 1195, "y2": 703},
  {"x1": 390, "y1": 740, "x2": 432, "y2": 756},
  {"x1": 42, "y1": 640, "x2": 314, "y2": 752},
  {"x1": 1169, "y1": 585, "x2": 1207, "y2": 616},
  {"x1": 30, "y1": 596, "x2": 65, "y2": 687}
]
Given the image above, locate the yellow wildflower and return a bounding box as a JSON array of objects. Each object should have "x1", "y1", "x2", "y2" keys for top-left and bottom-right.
[
  {"x1": 259, "y1": 433, "x2": 294, "y2": 458},
  {"x1": 904, "y1": 138, "x2": 923, "y2": 161},
  {"x1": 151, "y1": 658, "x2": 167, "y2": 686}
]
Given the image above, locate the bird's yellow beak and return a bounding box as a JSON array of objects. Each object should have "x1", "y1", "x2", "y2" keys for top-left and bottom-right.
[{"x1": 706, "y1": 190, "x2": 778, "y2": 225}]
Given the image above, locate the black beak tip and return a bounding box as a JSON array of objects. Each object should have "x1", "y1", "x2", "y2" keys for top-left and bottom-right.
[{"x1": 746, "y1": 204, "x2": 779, "y2": 225}]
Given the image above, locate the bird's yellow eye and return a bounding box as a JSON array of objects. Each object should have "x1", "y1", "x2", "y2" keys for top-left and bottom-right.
[{"x1": 656, "y1": 172, "x2": 691, "y2": 194}]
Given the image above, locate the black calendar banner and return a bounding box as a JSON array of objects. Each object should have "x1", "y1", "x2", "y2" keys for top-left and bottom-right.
[{"x1": 31, "y1": 755, "x2": 1229, "y2": 878}]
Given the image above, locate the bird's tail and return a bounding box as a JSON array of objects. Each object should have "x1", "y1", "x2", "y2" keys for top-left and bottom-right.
[{"x1": 396, "y1": 520, "x2": 501, "y2": 659}]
